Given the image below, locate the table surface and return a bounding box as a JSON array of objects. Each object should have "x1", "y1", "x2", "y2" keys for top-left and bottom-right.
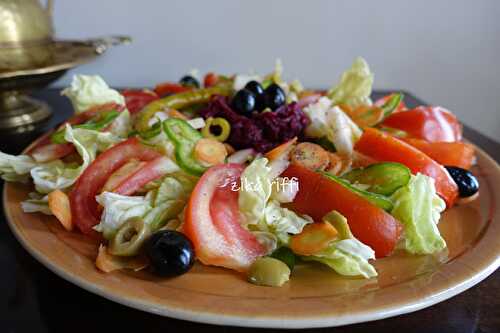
[{"x1": 1, "y1": 89, "x2": 499, "y2": 333}]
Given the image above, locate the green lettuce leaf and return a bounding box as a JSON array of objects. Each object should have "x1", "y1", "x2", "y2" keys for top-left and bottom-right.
[
  {"x1": 303, "y1": 97, "x2": 362, "y2": 156},
  {"x1": 239, "y1": 158, "x2": 273, "y2": 225},
  {"x1": 94, "y1": 172, "x2": 196, "y2": 238},
  {"x1": 239, "y1": 158, "x2": 312, "y2": 247},
  {"x1": 301, "y1": 211, "x2": 377, "y2": 278},
  {"x1": 21, "y1": 193, "x2": 51, "y2": 215},
  {"x1": 0, "y1": 152, "x2": 36, "y2": 182},
  {"x1": 390, "y1": 173, "x2": 447, "y2": 254},
  {"x1": 328, "y1": 57, "x2": 374, "y2": 108},
  {"x1": 94, "y1": 192, "x2": 152, "y2": 239},
  {"x1": 61, "y1": 74, "x2": 125, "y2": 113},
  {"x1": 31, "y1": 125, "x2": 121, "y2": 193}
]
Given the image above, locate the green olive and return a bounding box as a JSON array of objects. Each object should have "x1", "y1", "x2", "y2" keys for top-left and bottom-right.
[
  {"x1": 109, "y1": 218, "x2": 151, "y2": 256},
  {"x1": 247, "y1": 257, "x2": 291, "y2": 287},
  {"x1": 201, "y1": 117, "x2": 231, "y2": 142}
]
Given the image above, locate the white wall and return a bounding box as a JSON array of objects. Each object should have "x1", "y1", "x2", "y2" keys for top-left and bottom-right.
[{"x1": 52, "y1": 0, "x2": 500, "y2": 141}]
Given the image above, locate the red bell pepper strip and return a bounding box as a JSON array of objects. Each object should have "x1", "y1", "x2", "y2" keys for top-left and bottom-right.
[
  {"x1": 355, "y1": 128, "x2": 458, "y2": 207},
  {"x1": 282, "y1": 164, "x2": 403, "y2": 258},
  {"x1": 401, "y1": 138, "x2": 475, "y2": 170},
  {"x1": 382, "y1": 106, "x2": 462, "y2": 142}
]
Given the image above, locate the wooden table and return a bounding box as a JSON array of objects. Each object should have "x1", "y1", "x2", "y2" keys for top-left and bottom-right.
[{"x1": 1, "y1": 89, "x2": 498, "y2": 333}]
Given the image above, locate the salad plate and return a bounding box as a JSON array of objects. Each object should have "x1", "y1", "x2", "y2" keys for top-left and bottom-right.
[{"x1": 2, "y1": 59, "x2": 500, "y2": 328}]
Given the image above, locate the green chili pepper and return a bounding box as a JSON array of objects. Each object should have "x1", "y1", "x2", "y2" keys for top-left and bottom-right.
[
  {"x1": 139, "y1": 121, "x2": 162, "y2": 139},
  {"x1": 51, "y1": 110, "x2": 121, "y2": 144},
  {"x1": 378, "y1": 126, "x2": 408, "y2": 138},
  {"x1": 380, "y1": 93, "x2": 404, "y2": 117},
  {"x1": 342, "y1": 162, "x2": 411, "y2": 196},
  {"x1": 321, "y1": 172, "x2": 393, "y2": 211},
  {"x1": 136, "y1": 86, "x2": 232, "y2": 132},
  {"x1": 162, "y1": 118, "x2": 206, "y2": 176},
  {"x1": 201, "y1": 117, "x2": 231, "y2": 142}
]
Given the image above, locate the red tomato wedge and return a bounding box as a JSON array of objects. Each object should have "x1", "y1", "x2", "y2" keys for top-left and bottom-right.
[
  {"x1": 282, "y1": 164, "x2": 402, "y2": 258},
  {"x1": 113, "y1": 156, "x2": 177, "y2": 195},
  {"x1": 154, "y1": 82, "x2": 192, "y2": 97},
  {"x1": 203, "y1": 72, "x2": 219, "y2": 87},
  {"x1": 355, "y1": 128, "x2": 458, "y2": 206},
  {"x1": 122, "y1": 89, "x2": 159, "y2": 114},
  {"x1": 101, "y1": 160, "x2": 146, "y2": 193},
  {"x1": 374, "y1": 93, "x2": 407, "y2": 113},
  {"x1": 184, "y1": 164, "x2": 266, "y2": 272},
  {"x1": 70, "y1": 138, "x2": 161, "y2": 235},
  {"x1": 382, "y1": 106, "x2": 462, "y2": 142},
  {"x1": 401, "y1": 138, "x2": 475, "y2": 170},
  {"x1": 30, "y1": 143, "x2": 75, "y2": 163}
]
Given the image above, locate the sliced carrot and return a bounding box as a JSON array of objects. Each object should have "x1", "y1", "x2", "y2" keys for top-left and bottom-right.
[
  {"x1": 101, "y1": 159, "x2": 146, "y2": 193},
  {"x1": 326, "y1": 152, "x2": 352, "y2": 176},
  {"x1": 95, "y1": 245, "x2": 148, "y2": 273},
  {"x1": 194, "y1": 138, "x2": 227, "y2": 166},
  {"x1": 290, "y1": 222, "x2": 338, "y2": 256},
  {"x1": 265, "y1": 137, "x2": 297, "y2": 162},
  {"x1": 290, "y1": 142, "x2": 330, "y2": 171},
  {"x1": 48, "y1": 190, "x2": 73, "y2": 231}
]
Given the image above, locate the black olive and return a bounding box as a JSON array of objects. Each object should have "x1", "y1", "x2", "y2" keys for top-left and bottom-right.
[
  {"x1": 145, "y1": 230, "x2": 195, "y2": 277},
  {"x1": 264, "y1": 83, "x2": 286, "y2": 111},
  {"x1": 245, "y1": 81, "x2": 265, "y2": 110},
  {"x1": 445, "y1": 166, "x2": 479, "y2": 197},
  {"x1": 179, "y1": 75, "x2": 200, "y2": 88},
  {"x1": 231, "y1": 89, "x2": 256, "y2": 115}
]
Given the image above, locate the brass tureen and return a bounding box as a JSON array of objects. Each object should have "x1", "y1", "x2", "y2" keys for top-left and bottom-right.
[{"x1": 0, "y1": 0, "x2": 130, "y2": 131}]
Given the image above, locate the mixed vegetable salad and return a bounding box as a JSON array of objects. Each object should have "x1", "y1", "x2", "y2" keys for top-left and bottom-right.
[{"x1": 0, "y1": 58, "x2": 480, "y2": 286}]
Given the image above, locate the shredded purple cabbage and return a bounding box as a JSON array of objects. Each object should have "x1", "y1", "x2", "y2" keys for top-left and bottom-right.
[{"x1": 200, "y1": 96, "x2": 309, "y2": 152}]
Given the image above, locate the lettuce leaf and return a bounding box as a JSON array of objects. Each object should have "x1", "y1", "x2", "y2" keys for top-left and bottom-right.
[
  {"x1": 21, "y1": 193, "x2": 51, "y2": 215},
  {"x1": 94, "y1": 192, "x2": 152, "y2": 239},
  {"x1": 301, "y1": 211, "x2": 377, "y2": 278},
  {"x1": 0, "y1": 152, "x2": 36, "y2": 182},
  {"x1": 303, "y1": 97, "x2": 362, "y2": 156},
  {"x1": 61, "y1": 74, "x2": 125, "y2": 113},
  {"x1": 239, "y1": 158, "x2": 312, "y2": 246},
  {"x1": 260, "y1": 200, "x2": 313, "y2": 244},
  {"x1": 94, "y1": 173, "x2": 196, "y2": 238},
  {"x1": 390, "y1": 173, "x2": 447, "y2": 254},
  {"x1": 31, "y1": 125, "x2": 121, "y2": 193},
  {"x1": 328, "y1": 57, "x2": 374, "y2": 108},
  {"x1": 239, "y1": 158, "x2": 272, "y2": 225}
]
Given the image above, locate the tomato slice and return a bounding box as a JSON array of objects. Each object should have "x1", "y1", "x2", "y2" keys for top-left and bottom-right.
[
  {"x1": 154, "y1": 82, "x2": 192, "y2": 97},
  {"x1": 355, "y1": 128, "x2": 458, "y2": 206},
  {"x1": 401, "y1": 138, "x2": 475, "y2": 170},
  {"x1": 122, "y1": 90, "x2": 159, "y2": 114},
  {"x1": 184, "y1": 164, "x2": 266, "y2": 272},
  {"x1": 30, "y1": 143, "x2": 75, "y2": 163},
  {"x1": 382, "y1": 106, "x2": 462, "y2": 142},
  {"x1": 282, "y1": 164, "x2": 402, "y2": 258},
  {"x1": 70, "y1": 138, "x2": 161, "y2": 235},
  {"x1": 113, "y1": 156, "x2": 177, "y2": 195}
]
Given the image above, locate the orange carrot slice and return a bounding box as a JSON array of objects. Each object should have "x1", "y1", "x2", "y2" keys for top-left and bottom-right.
[
  {"x1": 290, "y1": 222, "x2": 338, "y2": 256},
  {"x1": 48, "y1": 190, "x2": 73, "y2": 231}
]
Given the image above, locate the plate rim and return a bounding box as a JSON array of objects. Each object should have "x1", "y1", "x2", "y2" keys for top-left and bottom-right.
[{"x1": 3, "y1": 142, "x2": 500, "y2": 329}]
